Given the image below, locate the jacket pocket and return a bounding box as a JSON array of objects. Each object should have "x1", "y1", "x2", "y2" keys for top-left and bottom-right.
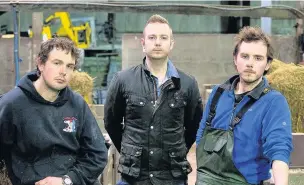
[
  {"x1": 169, "y1": 148, "x2": 192, "y2": 178},
  {"x1": 18, "y1": 157, "x2": 54, "y2": 184},
  {"x1": 118, "y1": 144, "x2": 143, "y2": 178},
  {"x1": 126, "y1": 95, "x2": 147, "y2": 119},
  {"x1": 126, "y1": 95, "x2": 147, "y2": 107},
  {"x1": 168, "y1": 98, "x2": 187, "y2": 121},
  {"x1": 51, "y1": 154, "x2": 76, "y2": 176}
]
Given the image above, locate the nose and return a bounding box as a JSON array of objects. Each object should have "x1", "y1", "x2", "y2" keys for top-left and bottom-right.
[
  {"x1": 59, "y1": 66, "x2": 67, "y2": 76},
  {"x1": 246, "y1": 57, "x2": 254, "y2": 68},
  {"x1": 155, "y1": 37, "x2": 161, "y2": 46}
]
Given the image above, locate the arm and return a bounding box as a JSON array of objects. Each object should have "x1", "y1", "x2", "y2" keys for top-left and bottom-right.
[
  {"x1": 262, "y1": 94, "x2": 293, "y2": 185},
  {"x1": 0, "y1": 99, "x2": 15, "y2": 161},
  {"x1": 67, "y1": 101, "x2": 108, "y2": 185},
  {"x1": 104, "y1": 73, "x2": 125, "y2": 152},
  {"x1": 184, "y1": 79, "x2": 203, "y2": 151},
  {"x1": 196, "y1": 86, "x2": 218, "y2": 145},
  {"x1": 272, "y1": 160, "x2": 289, "y2": 185}
]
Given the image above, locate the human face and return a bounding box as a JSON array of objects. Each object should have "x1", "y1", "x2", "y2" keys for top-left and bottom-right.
[
  {"x1": 234, "y1": 41, "x2": 270, "y2": 84},
  {"x1": 141, "y1": 22, "x2": 174, "y2": 60},
  {"x1": 37, "y1": 48, "x2": 76, "y2": 93}
]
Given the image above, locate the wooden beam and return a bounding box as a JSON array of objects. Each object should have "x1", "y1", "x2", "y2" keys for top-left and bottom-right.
[{"x1": 31, "y1": 12, "x2": 43, "y2": 70}]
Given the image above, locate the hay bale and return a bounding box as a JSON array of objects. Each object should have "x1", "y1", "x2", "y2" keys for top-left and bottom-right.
[
  {"x1": 267, "y1": 59, "x2": 291, "y2": 74},
  {"x1": 0, "y1": 162, "x2": 12, "y2": 185},
  {"x1": 266, "y1": 59, "x2": 304, "y2": 133},
  {"x1": 69, "y1": 71, "x2": 94, "y2": 104}
]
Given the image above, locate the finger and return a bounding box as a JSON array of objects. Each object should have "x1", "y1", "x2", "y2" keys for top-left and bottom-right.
[
  {"x1": 35, "y1": 180, "x2": 42, "y2": 185},
  {"x1": 35, "y1": 178, "x2": 47, "y2": 185}
]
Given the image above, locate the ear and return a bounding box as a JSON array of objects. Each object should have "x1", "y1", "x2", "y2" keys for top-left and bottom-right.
[
  {"x1": 37, "y1": 58, "x2": 45, "y2": 73},
  {"x1": 265, "y1": 61, "x2": 271, "y2": 71},
  {"x1": 233, "y1": 55, "x2": 238, "y2": 66},
  {"x1": 141, "y1": 37, "x2": 145, "y2": 52},
  {"x1": 170, "y1": 39, "x2": 174, "y2": 51}
]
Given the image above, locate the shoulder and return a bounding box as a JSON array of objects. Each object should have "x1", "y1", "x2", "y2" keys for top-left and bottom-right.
[
  {"x1": 0, "y1": 87, "x2": 26, "y2": 105},
  {"x1": 176, "y1": 69, "x2": 197, "y2": 83},
  {"x1": 264, "y1": 89, "x2": 289, "y2": 105},
  {"x1": 67, "y1": 88, "x2": 87, "y2": 107},
  {"x1": 117, "y1": 65, "x2": 142, "y2": 78}
]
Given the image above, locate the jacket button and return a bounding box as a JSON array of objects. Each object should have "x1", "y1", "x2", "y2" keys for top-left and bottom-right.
[
  {"x1": 136, "y1": 151, "x2": 140, "y2": 155},
  {"x1": 150, "y1": 126, "x2": 154, "y2": 129},
  {"x1": 150, "y1": 174, "x2": 153, "y2": 177},
  {"x1": 171, "y1": 152, "x2": 175, "y2": 156},
  {"x1": 171, "y1": 103, "x2": 174, "y2": 107},
  {"x1": 140, "y1": 102, "x2": 144, "y2": 105},
  {"x1": 151, "y1": 101, "x2": 154, "y2": 104},
  {"x1": 150, "y1": 151, "x2": 153, "y2": 155}
]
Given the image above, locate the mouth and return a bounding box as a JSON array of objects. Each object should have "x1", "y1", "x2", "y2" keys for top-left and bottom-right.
[
  {"x1": 55, "y1": 79, "x2": 66, "y2": 83},
  {"x1": 244, "y1": 70, "x2": 255, "y2": 74}
]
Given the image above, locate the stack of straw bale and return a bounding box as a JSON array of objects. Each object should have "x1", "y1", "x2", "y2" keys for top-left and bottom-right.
[
  {"x1": 266, "y1": 59, "x2": 304, "y2": 133},
  {"x1": 69, "y1": 70, "x2": 94, "y2": 105}
]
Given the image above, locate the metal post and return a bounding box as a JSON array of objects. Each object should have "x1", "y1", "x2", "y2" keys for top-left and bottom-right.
[
  {"x1": 12, "y1": 5, "x2": 20, "y2": 85},
  {"x1": 261, "y1": 0, "x2": 272, "y2": 34},
  {"x1": 296, "y1": 1, "x2": 304, "y2": 64}
]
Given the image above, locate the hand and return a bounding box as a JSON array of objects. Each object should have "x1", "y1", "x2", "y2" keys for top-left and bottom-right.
[
  {"x1": 103, "y1": 133, "x2": 112, "y2": 145},
  {"x1": 35, "y1": 177, "x2": 63, "y2": 185}
]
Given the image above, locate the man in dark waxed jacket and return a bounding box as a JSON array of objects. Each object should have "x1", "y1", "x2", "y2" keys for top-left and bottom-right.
[{"x1": 104, "y1": 14, "x2": 203, "y2": 185}]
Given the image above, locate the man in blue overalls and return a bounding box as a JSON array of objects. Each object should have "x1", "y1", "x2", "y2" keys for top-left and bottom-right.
[{"x1": 196, "y1": 26, "x2": 293, "y2": 185}]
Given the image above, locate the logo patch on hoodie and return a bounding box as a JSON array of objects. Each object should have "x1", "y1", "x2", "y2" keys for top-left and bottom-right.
[{"x1": 63, "y1": 117, "x2": 77, "y2": 133}]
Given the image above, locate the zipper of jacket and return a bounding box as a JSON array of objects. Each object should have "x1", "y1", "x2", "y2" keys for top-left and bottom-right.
[
  {"x1": 151, "y1": 77, "x2": 157, "y2": 106},
  {"x1": 152, "y1": 79, "x2": 173, "y2": 116}
]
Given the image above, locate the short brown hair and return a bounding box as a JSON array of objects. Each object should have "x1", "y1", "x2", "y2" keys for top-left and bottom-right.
[
  {"x1": 146, "y1": 14, "x2": 169, "y2": 25},
  {"x1": 37, "y1": 37, "x2": 80, "y2": 73},
  {"x1": 233, "y1": 26, "x2": 274, "y2": 63},
  {"x1": 143, "y1": 14, "x2": 172, "y2": 36}
]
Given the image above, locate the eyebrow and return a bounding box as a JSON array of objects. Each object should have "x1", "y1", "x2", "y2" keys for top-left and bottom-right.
[
  {"x1": 240, "y1": 53, "x2": 264, "y2": 57},
  {"x1": 52, "y1": 59, "x2": 64, "y2": 63},
  {"x1": 148, "y1": 34, "x2": 169, "y2": 37},
  {"x1": 52, "y1": 59, "x2": 75, "y2": 65}
]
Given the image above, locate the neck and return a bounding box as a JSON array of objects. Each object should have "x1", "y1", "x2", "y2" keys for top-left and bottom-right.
[
  {"x1": 33, "y1": 77, "x2": 59, "y2": 102},
  {"x1": 145, "y1": 56, "x2": 168, "y2": 80},
  {"x1": 235, "y1": 77, "x2": 263, "y2": 94}
]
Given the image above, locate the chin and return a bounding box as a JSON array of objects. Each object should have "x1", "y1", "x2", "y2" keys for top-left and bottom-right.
[
  {"x1": 241, "y1": 76, "x2": 261, "y2": 84},
  {"x1": 147, "y1": 53, "x2": 166, "y2": 60},
  {"x1": 52, "y1": 85, "x2": 67, "y2": 91},
  {"x1": 152, "y1": 56, "x2": 167, "y2": 60}
]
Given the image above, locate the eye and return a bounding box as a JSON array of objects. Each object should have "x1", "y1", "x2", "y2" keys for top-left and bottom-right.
[
  {"x1": 148, "y1": 36, "x2": 155, "y2": 40},
  {"x1": 161, "y1": 36, "x2": 168, "y2": 40},
  {"x1": 67, "y1": 65, "x2": 75, "y2": 70},
  {"x1": 241, "y1": 54, "x2": 249, "y2": 59},
  {"x1": 255, "y1": 56, "x2": 264, "y2": 61}
]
